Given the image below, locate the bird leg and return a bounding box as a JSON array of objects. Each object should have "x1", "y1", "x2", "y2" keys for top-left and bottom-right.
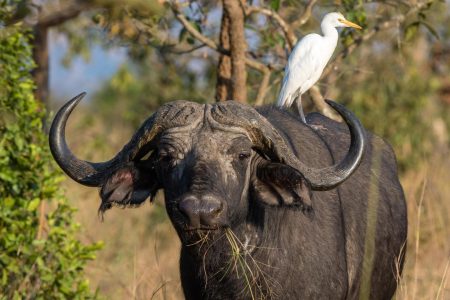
[
  {"x1": 294, "y1": 94, "x2": 326, "y2": 131},
  {"x1": 295, "y1": 96, "x2": 307, "y2": 124}
]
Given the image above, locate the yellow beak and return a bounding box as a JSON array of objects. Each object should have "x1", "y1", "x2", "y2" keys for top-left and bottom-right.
[{"x1": 338, "y1": 18, "x2": 362, "y2": 30}]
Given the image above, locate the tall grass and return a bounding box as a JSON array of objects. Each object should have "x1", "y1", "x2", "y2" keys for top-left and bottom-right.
[{"x1": 395, "y1": 153, "x2": 450, "y2": 300}]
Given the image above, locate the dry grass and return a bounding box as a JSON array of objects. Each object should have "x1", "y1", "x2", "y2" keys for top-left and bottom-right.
[
  {"x1": 222, "y1": 228, "x2": 279, "y2": 300},
  {"x1": 65, "y1": 183, "x2": 182, "y2": 300},
  {"x1": 60, "y1": 109, "x2": 450, "y2": 299},
  {"x1": 395, "y1": 152, "x2": 450, "y2": 300}
]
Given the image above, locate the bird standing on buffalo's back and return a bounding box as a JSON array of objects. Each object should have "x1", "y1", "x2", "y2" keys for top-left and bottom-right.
[{"x1": 277, "y1": 12, "x2": 362, "y2": 123}]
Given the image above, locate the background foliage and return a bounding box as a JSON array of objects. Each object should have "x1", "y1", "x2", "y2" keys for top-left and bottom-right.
[{"x1": 0, "y1": 2, "x2": 101, "y2": 298}]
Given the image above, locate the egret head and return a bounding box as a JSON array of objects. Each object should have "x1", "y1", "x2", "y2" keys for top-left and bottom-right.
[{"x1": 323, "y1": 12, "x2": 362, "y2": 30}]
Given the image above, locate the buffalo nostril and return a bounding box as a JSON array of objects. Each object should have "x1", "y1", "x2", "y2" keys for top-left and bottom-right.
[
  {"x1": 178, "y1": 195, "x2": 224, "y2": 228},
  {"x1": 179, "y1": 196, "x2": 201, "y2": 228},
  {"x1": 204, "y1": 200, "x2": 222, "y2": 216},
  {"x1": 199, "y1": 197, "x2": 223, "y2": 226}
]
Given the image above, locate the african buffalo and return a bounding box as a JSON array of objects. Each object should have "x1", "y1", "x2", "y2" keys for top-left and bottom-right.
[{"x1": 49, "y1": 93, "x2": 407, "y2": 299}]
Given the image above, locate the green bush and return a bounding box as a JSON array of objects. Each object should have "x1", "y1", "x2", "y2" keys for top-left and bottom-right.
[{"x1": 0, "y1": 6, "x2": 101, "y2": 299}]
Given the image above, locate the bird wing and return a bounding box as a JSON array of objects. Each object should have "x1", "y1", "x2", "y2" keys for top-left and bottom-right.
[
  {"x1": 277, "y1": 34, "x2": 328, "y2": 107},
  {"x1": 277, "y1": 67, "x2": 295, "y2": 107}
]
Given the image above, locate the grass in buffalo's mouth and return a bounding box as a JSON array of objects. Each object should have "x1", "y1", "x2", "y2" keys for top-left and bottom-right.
[
  {"x1": 186, "y1": 227, "x2": 279, "y2": 299},
  {"x1": 221, "y1": 228, "x2": 278, "y2": 300},
  {"x1": 186, "y1": 229, "x2": 212, "y2": 248}
]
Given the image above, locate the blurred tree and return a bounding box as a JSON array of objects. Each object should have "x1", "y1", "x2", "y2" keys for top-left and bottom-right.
[
  {"x1": 4, "y1": 0, "x2": 163, "y2": 105},
  {"x1": 7, "y1": 0, "x2": 441, "y2": 108},
  {"x1": 0, "y1": 2, "x2": 102, "y2": 298}
]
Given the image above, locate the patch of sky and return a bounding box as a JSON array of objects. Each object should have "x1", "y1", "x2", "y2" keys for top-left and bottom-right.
[{"x1": 49, "y1": 30, "x2": 127, "y2": 102}]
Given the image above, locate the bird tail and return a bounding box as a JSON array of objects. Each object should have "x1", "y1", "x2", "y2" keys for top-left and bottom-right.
[
  {"x1": 276, "y1": 94, "x2": 286, "y2": 107},
  {"x1": 277, "y1": 81, "x2": 289, "y2": 107}
]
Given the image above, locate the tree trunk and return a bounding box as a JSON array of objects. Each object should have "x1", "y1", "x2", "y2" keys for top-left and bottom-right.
[
  {"x1": 215, "y1": 11, "x2": 232, "y2": 101},
  {"x1": 216, "y1": 0, "x2": 247, "y2": 103},
  {"x1": 30, "y1": 2, "x2": 87, "y2": 107},
  {"x1": 32, "y1": 24, "x2": 49, "y2": 105}
]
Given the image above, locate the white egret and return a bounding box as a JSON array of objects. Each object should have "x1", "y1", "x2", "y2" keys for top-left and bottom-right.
[{"x1": 277, "y1": 12, "x2": 362, "y2": 123}]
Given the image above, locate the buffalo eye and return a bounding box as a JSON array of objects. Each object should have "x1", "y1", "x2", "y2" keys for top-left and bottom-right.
[
  {"x1": 238, "y1": 151, "x2": 251, "y2": 161},
  {"x1": 158, "y1": 150, "x2": 175, "y2": 166}
]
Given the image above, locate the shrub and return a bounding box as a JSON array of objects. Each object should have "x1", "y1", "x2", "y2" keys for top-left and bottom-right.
[{"x1": 0, "y1": 4, "x2": 101, "y2": 299}]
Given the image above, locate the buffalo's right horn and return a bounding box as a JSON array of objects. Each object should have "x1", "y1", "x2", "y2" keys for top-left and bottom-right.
[
  {"x1": 208, "y1": 100, "x2": 366, "y2": 191},
  {"x1": 49, "y1": 93, "x2": 202, "y2": 187}
]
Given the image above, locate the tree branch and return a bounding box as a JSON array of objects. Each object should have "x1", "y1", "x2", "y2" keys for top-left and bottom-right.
[
  {"x1": 37, "y1": 2, "x2": 90, "y2": 28},
  {"x1": 290, "y1": 0, "x2": 318, "y2": 29},
  {"x1": 159, "y1": 43, "x2": 207, "y2": 54},
  {"x1": 254, "y1": 68, "x2": 271, "y2": 105},
  {"x1": 308, "y1": 85, "x2": 342, "y2": 121},
  {"x1": 245, "y1": 5, "x2": 296, "y2": 50},
  {"x1": 244, "y1": 57, "x2": 269, "y2": 72},
  {"x1": 169, "y1": 1, "x2": 270, "y2": 75},
  {"x1": 170, "y1": 2, "x2": 225, "y2": 53}
]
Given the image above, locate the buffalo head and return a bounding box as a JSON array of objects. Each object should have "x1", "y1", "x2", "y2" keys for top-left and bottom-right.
[{"x1": 49, "y1": 93, "x2": 365, "y2": 245}]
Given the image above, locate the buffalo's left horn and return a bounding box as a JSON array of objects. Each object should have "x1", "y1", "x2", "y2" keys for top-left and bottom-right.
[
  {"x1": 49, "y1": 93, "x2": 202, "y2": 187},
  {"x1": 209, "y1": 100, "x2": 366, "y2": 191}
]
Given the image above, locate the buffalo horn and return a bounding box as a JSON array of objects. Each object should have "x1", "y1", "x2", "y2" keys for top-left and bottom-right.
[
  {"x1": 49, "y1": 93, "x2": 202, "y2": 187},
  {"x1": 209, "y1": 100, "x2": 366, "y2": 191}
]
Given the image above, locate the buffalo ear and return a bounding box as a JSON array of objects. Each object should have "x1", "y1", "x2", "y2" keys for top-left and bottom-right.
[
  {"x1": 251, "y1": 161, "x2": 313, "y2": 212},
  {"x1": 99, "y1": 160, "x2": 159, "y2": 216}
]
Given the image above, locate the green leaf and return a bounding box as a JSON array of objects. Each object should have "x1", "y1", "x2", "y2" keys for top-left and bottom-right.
[
  {"x1": 27, "y1": 198, "x2": 40, "y2": 211},
  {"x1": 404, "y1": 21, "x2": 420, "y2": 41},
  {"x1": 270, "y1": 0, "x2": 281, "y2": 11},
  {"x1": 187, "y1": 36, "x2": 195, "y2": 45},
  {"x1": 4, "y1": 197, "x2": 15, "y2": 208},
  {"x1": 178, "y1": 27, "x2": 188, "y2": 42},
  {"x1": 0, "y1": 171, "x2": 14, "y2": 183}
]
